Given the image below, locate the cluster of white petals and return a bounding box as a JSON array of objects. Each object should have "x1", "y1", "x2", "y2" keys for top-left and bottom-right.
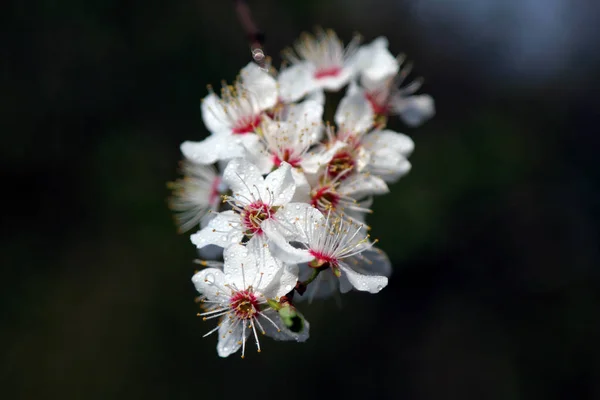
[{"x1": 169, "y1": 29, "x2": 434, "y2": 358}]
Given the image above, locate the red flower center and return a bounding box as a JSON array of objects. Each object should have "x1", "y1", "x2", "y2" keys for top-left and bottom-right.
[
  {"x1": 308, "y1": 249, "x2": 338, "y2": 268},
  {"x1": 365, "y1": 92, "x2": 389, "y2": 115},
  {"x1": 229, "y1": 290, "x2": 260, "y2": 320},
  {"x1": 314, "y1": 66, "x2": 342, "y2": 80},
  {"x1": 233, "y1": 114, "x2": 262, "y2": 134},
  {"x1": 241, "y1": 201, "x2": 273, "y2": 235},
  {"x1": 326, "y1": 151, "x2": 355, "y2": 180},
  {"x1": 273, "y1": 148, "x2": 301, "y2": 168},
  {"x1": 310, "y1": 185, "x2": 340, "y2": 212}
]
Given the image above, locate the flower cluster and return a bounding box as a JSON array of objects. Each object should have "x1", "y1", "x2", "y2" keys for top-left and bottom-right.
[{"x1": 169, "y1": 29, "x2": 434, "y2": 358}]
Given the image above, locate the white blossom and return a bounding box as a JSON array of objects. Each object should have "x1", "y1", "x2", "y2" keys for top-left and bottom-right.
[
  {"x1": 190, "y1": 158, "x2": 313, "y2": 253},
  {"x1": 351, "y1": 37, "x2": 436, "y2": 126},
  {"x1": 181, "y1": 63, "x2": 277, "y2": 165},
  {"x1": 168, "y1": 28, "x2": 435, "y2": 358},
  {"x1": 192, "y1": 244, "x2": 305, "y2": 358},
  {"x1": 278, "y1": 29, "x2": 361, "y2": 102},
  {"x1": 168, "y1": 161, "x2": 224, "y2": 233}
]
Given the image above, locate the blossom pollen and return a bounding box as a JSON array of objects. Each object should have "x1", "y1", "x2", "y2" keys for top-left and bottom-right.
[
  {"x1": 314, "y1": 66, "x2": 342, "y2": 80},
  {"x1": 326, "y1": 151, "x2": 355, "y2": 180},
  {"x1": 229, "y1": 290, "x2": 260, "y2": 320},
  {"x1": 310, "y1": 185, "x2": 340, "y2": 211},
  {"x1": 232, "y1": 114, "x2": 262, "y2": 134},
  {"x1": 241, "y1": 201, "x2": 273, "y2": 235}
]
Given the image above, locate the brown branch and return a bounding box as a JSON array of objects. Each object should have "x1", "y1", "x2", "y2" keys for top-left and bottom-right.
[{"x1": 233, "y1": 0, "x2": 267, "y2": 70}]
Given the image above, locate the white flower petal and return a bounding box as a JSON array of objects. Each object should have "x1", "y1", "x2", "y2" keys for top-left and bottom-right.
[
  {"x1": 301, "y1": 140, "x2": 347, "y2": 174},
  {"x1": 217, "y1": 317, "x2": 247, "y2": 358},
  {"x1": 190, "y1": 211, "x2": 243, "y2": 249},
  {"x1": 351, "y1": 247, "x2": 392, "y2": 277},
  {"x1": 290, "y1": 169, "x2": 311, "y2": 203},
  {"x1": 339, "y1": 174, "x2": 389, "y2": 198},
  {"x1": 335, "y1": 92, "x2": 374, "y2": 134},
  {"x1": 191, "y1": 268, "x2": 228, "y2": 301},
  {"x1": 264, "y1": 162, "x2": 295, "y2": 206},
  {"x1": 284, "y1": 100, "x2": 324, "y2": 143},
  {"x1": 356, "y1": 37, "x2": 399, "y2": 82},
  {"x1": 201, "y1": 93, "x2": 230, "y2": 133},
  {"x1": 392, "y1": 94, "x2": 435, "y2": 127},
  {"x1": 363, "y1": 129, "x2": 415, "y2": 156},
  {"x1": 240, "y1": 62, "x2": 278, "y2": 110},
  {"x1": 367, "y1": 150, "x2": 412, "y2": 183},
  {"x1": 223, "y1": 158, "x2": 265, "y2": 205},
  {"x1": 278, "y1": 63, "x2": 317, "y2": 103},
  {"x1": 222, "y1": 243, "x2": 260, "y2": 290},
  {"x1": 180, "y1": 135, "x2": 224, "y2": 165},
  {"x1": 317, "y1": 67, "x2": 354, "y2": 91},
  {"x1": 339, "y1": 262, "x2": 388, "y2": 293}
]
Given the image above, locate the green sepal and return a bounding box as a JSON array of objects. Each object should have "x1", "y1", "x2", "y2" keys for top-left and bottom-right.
[
  {"x1": 266, "y1": 298, "x2": 281, "y2": 311},
  {"x1": 278, "y1": 303, "x2": 305, "y2": 333}
]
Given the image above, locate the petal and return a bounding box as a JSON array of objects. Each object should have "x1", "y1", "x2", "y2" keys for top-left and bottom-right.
[
  {"x1": 222, "y1": 243, "x2": 259, "y2": 290},
  {"x1": 264, "y1": 263, "x2": 299, "y2": 299},
  {"x1": 290, "y1": 169, "x2": 311, "y2": 203},
  {"x1": 392, "y1": 94, "x2": 436, "y2": 127},
  {"x1": 180, "y1": 135, "x2": 224, "y2": 165},
  {"x1": 300, "y1": 140, "x2": 347, "y2": 174},
  {"x1": 240, "y1": 62, "x2": 278, "y2": 110},
  {"x1": 284, "y1": 100, "x2": 324, "y2": 143},
  {"x1": 363, "y1": 129, "x2": 414, "y2": 156},
  {"x1": 317, "y1": 67, "x2": 354, "y2": 91},
  {"x1": 367, "y1": 150, "x2": 412, "y2": 183},
  {"x1": 335, "y1": 92, "x2": 374, "y2": 134},
  {"x1": 217, "y1": 317, "x2": 247, "y2": 358},
  {"x1": 222, "y1": 158, "x2": 265, "y2": 205},
  {"x1": 339, "y1": 174, "x2": 389, "y2": 198},
  {"x1": 339, "y1": 262, "x2": 388, "y2": 293},
  {"x1": 190, "y1": 211, "x2": 243, "y2": 249},
  {"x1": 357, "y1": 37, "x2": 399, "y2": 82},
  {"x1": 201, "y1": 93, "x2": 230, "y2": 134},
  {"x1": 261, "y1": 219, "x2": 311, "y2": 265},
  {"x1": 191, "y1": 268, "x2": 228, "y2": 301},
  {"x1": 260, "y1": 307, "x2": 310, "y2": 342},
  {"x1": 351, "y1": 247, "x2": 392, "y2": 277},
  {"x1": 278, "y1": 63, "x2": 317, "y2": 103},
  {"x1": 264, "y1": 162, "x2": 295, "y2": 206}
]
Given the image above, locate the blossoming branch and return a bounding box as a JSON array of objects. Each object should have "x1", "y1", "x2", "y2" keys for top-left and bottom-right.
[{"x1": 168, "y1": 28, "x2": 434, "y2": 358}]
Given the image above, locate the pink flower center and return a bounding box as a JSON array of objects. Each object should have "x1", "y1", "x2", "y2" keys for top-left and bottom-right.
[
  {"x1": 273, "y1": 148, "x2": 301, "y2": 168},
  {"x1": 310, "y1": 185, "x2": 340, "y2": 212},
  {"x1": 365, "y1": 92, "x2": 389, "y2": 115},
  {"x1": 229, "y1": 290, "x2": 260, "y2": 320},
  {"x1": 326, "y1": 151, "x2": 355, "y2": 180},
  {"x1": 233, "y1": 114, "x2": 262, "y2": 134},
  {"x1": 314, "y1": 66, "x2": 342, "y2": 80},
  {"x1": 308, "y1": 249, "x2": 338, "y2": 267},
  {"x1": 241, "y1": 201, "x2": 273, "y2": 235}
]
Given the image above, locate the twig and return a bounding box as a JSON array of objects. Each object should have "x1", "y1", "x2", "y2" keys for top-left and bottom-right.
[{"x1": 233, "y1": 0, "x2": 267, "y2": 70}]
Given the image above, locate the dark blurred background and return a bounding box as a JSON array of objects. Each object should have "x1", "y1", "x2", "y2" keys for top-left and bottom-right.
[{"x1": 2, "y1": 0, "x2": 600, "y2": 399}]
